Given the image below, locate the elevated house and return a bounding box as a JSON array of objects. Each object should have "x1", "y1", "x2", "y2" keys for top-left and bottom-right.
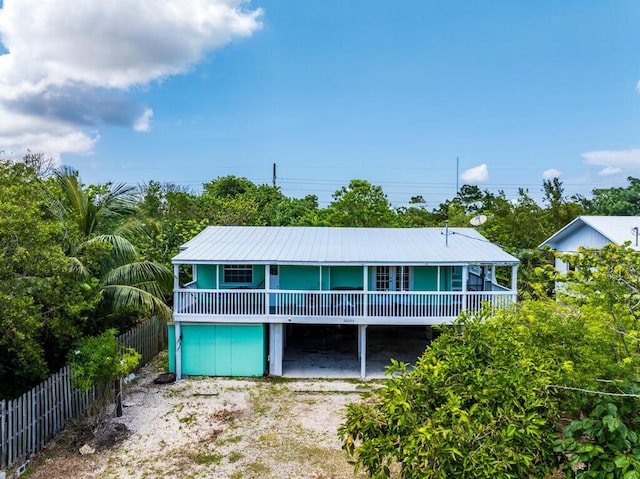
[
  {"x1": 170, "y1": 226, "x2": 519, "y2": 379},
  {"x1": 539, "y1": 216, "x2": 640, "y2": 274}
]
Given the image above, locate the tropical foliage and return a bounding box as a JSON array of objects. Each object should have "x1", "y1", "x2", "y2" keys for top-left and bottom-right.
[
  {"x1": 340, "y1": 245, "x2": 640, "y2": 478},
  {"x1": 47, "y1": 167, "x2": 174, "y2": 332},
  {"x1": 67, "y1": 329, "x2": 141, "y2": 423},
  {"x1": 339, "y1": 310, "x2": 562, "y2": 479},
  {"x1": 2, "y1": 149, "x2": 639, "y2": 408}
]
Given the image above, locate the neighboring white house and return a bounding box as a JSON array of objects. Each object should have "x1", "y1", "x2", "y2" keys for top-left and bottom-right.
[
  {"x1": 170, "y1": 226, "x2": 519, "y2": 379},
  {"x1": 539, "y1": 216, "x2": 640, "y2": 274}
]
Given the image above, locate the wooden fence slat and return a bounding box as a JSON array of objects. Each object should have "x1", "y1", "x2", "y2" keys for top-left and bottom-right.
[
  {"x1": 1, "y1": 316, "x2": 167, "y2": 470},
  {"x1": 1, "y1": 399, "x2": 6, "y2": 469},
  {"x1": 8, "y1": 399, "x2": 14, "y2": 469}
]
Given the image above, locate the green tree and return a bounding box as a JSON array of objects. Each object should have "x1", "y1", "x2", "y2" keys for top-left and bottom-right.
[
  {"x1": 198, "y1": 176, "x2": 296, "y2": 226},
  {"x1": 547, "y1": 244, "x2": 640, "y2": 477},
  {"x1": 555, "y1": 243, "x2": 640, "y2": 370},
  {"x1": 326, "y1": 179, "x2": 396, "y2": 227},
  {"x1": 540, "y1": 178, "x2": 584, "y2": 239},
  {"x1": 48, "y1": 168, "x2": 173, "y2": 331},
  {"x1": 0, "y1": 161, "x2": 99, "y2": 399},
  {"x1": 580, "y1": 176, "x2": 640, "y2": 215},
  {"x1": 396, "y1": 195, "x2": 437, "y2": 227}
]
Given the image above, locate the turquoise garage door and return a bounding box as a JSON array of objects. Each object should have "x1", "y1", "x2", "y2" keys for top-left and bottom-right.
[{"x1": 168, "y1": 324, "x2": 266, "y2": 376}]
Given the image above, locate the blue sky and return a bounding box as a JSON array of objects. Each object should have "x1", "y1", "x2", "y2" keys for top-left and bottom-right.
[{"x1": 0, "y1": 1, "x2": 639, "y2": 208}]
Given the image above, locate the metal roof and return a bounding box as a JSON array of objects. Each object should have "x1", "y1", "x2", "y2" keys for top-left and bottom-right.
[
  {"x1": 173, "y1": 226, "x2": 519, "y2": 265},
  {"x1": 539, "y1": 216, "x2": 640, "y2": 251}
]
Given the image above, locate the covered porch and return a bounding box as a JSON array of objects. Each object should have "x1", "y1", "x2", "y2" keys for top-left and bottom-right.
[{"x1": 173, "y1": 263, "x2": 518, "y2": 325}]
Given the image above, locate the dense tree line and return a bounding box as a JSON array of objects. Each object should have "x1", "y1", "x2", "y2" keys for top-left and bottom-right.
[{"x1": 2, "y1": 153, "x2": 639, "y2": 400}]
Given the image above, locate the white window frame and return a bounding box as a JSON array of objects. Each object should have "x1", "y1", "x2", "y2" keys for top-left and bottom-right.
[
  {"x1": 375, "y1": 266, "x2": 412, "y2": 291},
  {"x1": 223, "y1": 264, "x2": 253, "y2": 284}
]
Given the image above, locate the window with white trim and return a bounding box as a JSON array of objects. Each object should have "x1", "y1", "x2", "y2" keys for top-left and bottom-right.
[
  {"x1": 223, "y1": 265, "x2": 253, "y2": 284},
  {"x1": 376, "y1": 266, "x2": 410, "y2": 291},
  {"x1": 395, "y1": 266, "x2": 410, "y2": 291},
  {"x1": 376, "y1": 266, "x2": 391, "y2": 291}
]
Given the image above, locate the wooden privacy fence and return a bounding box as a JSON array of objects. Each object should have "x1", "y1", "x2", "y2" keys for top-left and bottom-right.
[
  {"x1": 119, "y1": 315, "x2": 168, "y2": 373},
  {"x1": 1, "y1": 316, "x2": 167, "y2": 471}
]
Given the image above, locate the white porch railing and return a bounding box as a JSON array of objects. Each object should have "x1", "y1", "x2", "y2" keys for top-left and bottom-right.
[{"x1": 174, "y1": 289, "x2": 515, "y2": 318}]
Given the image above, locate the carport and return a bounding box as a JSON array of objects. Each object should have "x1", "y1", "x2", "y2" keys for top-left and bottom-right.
[{"x1": 278, "y1": 324, "x2": 433, "y2": 379}]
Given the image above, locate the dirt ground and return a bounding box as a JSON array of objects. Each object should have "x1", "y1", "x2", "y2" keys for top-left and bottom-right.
[{"x1": 24, "y1": 360, "x2": 374, "y2": 479}]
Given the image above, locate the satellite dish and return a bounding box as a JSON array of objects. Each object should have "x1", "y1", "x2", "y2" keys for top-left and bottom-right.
[{"x1": 469, "y1": 215, "x2": 487, "y2": 227}]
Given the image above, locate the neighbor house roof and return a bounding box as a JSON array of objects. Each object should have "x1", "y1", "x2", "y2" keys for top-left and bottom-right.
[
  {"x1": 539, "y1": 216, "x2": 640, "y2": 252},
  {"x1": 172, "y1": 226, "x2": 519, "y2": 266}
]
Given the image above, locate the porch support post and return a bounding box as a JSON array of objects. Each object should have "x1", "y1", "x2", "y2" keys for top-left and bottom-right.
[
  {"x1": 173, "y1": 264, "x2": 179, "y2": 312},
  {"x1": 461, "y1": 265, "x2": 469, "y2": 312},
  {"x1": 362, "y1": 266, "x2": 368, "y2": 318},
  {"x1": 175, "y1": 321, "x2": 182, "y2": 380},
  {"x1": 359, "y1": 324, "x2": 367, "y2": 379},
  {"x1": 511, "y1": 264, "x2": 518, "y2": 300},
  {"x1": 269, "y1": 324, "x2": 283, "y2": 376},
  {"x1": 173, "y1": 264, "x2": 182, "y2": 380},
  {"x1": 264, "y1": 265, "x2": 270, "y2": 316}
]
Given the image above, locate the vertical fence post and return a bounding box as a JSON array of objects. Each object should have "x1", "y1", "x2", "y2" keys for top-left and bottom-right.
[{"x1": 1, "y1": 399, "x2": 5, "y2": 470}]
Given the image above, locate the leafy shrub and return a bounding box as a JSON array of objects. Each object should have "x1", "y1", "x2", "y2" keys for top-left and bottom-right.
[
  {"x1": 68, "y1": 329, "x2": 141, "y2": 424},
  {"x1": 68, "y1": 328, "x2": 140, "y2": 391},
  {"x1": 339, "y1": 312, "x2": 562, "y2": 479},
  {"x1": 556, "y1": 390, "x2": 640, "y2": 479}
]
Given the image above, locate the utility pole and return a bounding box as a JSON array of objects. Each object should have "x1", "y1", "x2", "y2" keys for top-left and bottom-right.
[
  {"x1": 456, "y1": 157, "x2": 459, "y2": 196},
  {"x1": 272, "y1": 163, "x2": 277, "y2": 187}
]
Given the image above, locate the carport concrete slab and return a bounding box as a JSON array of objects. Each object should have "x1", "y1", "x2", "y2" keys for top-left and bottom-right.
[{"x1": 282, "y1": 326, "x2": 431, "y2": 379}]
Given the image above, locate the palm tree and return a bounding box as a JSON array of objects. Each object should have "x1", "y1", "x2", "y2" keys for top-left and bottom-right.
[{"x1": 47, "y1": 167, "x2": 173, "y2": 329}]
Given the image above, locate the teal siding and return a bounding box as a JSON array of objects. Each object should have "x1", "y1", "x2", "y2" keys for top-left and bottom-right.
[
  {"x1": 321, "y1": 268, "x2": 330, "y2": 290},
  {"x1": 280, "y1": 266, "x2": 320, "y2": 290},
  {"x1": 198, "y1": 265, "x2": 218, "y2": 289},
  {"x1": 413, "y1": 267, "x2": 438, "y2": 291},
  {"x1": 168, "y1": 324, "x2": 266, "y2": 376},
  {"x1": 330, "y1": 266, "x2": 363, "y2": 289}
]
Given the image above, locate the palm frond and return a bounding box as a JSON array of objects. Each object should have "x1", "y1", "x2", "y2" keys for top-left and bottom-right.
[
  {"x1": 89, "y1": 235, "x2": 138, "y2": 264},
  {"x1": 67, "y1": 256, "x2": 91, "y2": 281},
  {"x1": 102, "y1": 284, "x2": 172, "y2": 321},
  {"x1": 53, "y1": 167, "x2": 97, "y2": 236},
  {"x1": 102, "y1": 261, "x2": 173, "y2": 291},
  {"x1": 114, "y1": 219, "x2": 155, "y2": 239},
  {"x1": 95, "y1": 183, "x2": 138, "y2": 220}
]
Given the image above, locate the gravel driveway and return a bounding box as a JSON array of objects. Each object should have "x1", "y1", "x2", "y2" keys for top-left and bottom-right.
[{"x1": 26, "y1": 361, "x2": 374, "y2": 479}]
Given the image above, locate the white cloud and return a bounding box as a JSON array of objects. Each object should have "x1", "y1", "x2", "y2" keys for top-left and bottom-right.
[
  {"x1": 597, "y1": 166, "x2": 623, "y2": 176},
  {"x1": 637, "y1": 80, "x2": 640, "y2": 92},
  {"x1": 581, "y1": 148, "x2": 640, "y2": 168},
  {"x1": 581, "y1": 148, "x2": 640, "y2": 178},
  {"x1": 0, "y1": 0, "x2": 262, "y2": 158},
  {"x1": 542, "y1": 168, "x2": 562, "y2": 179},
  {"x1": 133, "y1": 108, "x2": 154, "y2": 132},
  {"x1": 460, "y1": 164, "x2": 489, "y2": 183}
]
